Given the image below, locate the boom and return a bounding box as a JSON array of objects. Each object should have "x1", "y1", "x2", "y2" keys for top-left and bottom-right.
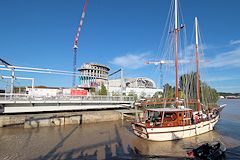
[{"x1": 72, "y1": 0, "x2": 89, "y2": 87}]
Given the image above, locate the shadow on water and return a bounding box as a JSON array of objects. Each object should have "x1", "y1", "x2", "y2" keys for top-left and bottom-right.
[
  {"x1": 37, "y1": 126, "x2": 79, "y2": 160},
  {"x1": 22, "y1": 127, "x2": 40, "y2": 148},
  {"x1": 35, "y1": 124, "x2": 183, "y2": 160},
  {"x1": 226, "y1": 145, "x2": 240, "y2": 159}
]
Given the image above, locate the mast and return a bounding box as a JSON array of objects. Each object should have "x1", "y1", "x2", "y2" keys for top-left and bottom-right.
[
  {"x1": 174, "y1": 0, "x2": 179, "y2": 104},
  {"x1": 195, "y1": 17, "x2": 201, "y2": 111}
]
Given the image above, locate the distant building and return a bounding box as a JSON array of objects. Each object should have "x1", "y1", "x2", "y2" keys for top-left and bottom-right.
[
  {"x1": 78, "y1": 63, "x2": 110, "y2": 89},
  {"x1": 109, "y1": 77, "x2": 162, "y2": 97},
  {"x1": 26, "y1": 86, "x2": 87, "y2": 97},
  {"x1": 226, "y1": 96, "x2": 238, "y2": 99}
]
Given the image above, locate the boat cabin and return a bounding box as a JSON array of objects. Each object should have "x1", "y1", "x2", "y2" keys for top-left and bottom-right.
[{"x1": 144, "y1": 108, "x2": 193, "y2": 127}]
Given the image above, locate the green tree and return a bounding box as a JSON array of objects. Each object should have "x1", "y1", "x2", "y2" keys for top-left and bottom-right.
[
  {"x1": 179, "y1": 72, "x2": 219, "y2": 104},
  {"x1": 152, "y1": 91, "x2": 163, "y2": 98},
  {"x1": 201, "y1": 82, "x2": 219, "y2": 104},
  {"x1": 179, "y1": 72, "x2": 197, "y2": 99},
  {"x1": 128, "y1": 91, "x2": 138, "y2": 100},
  {"x1": 98, "y1": 84, "x2": 107, "y2": 95},
  {"x1": 163, "y1": 83, "x2": 174, "y2": 98},
  {"x1": 112, "y1": 91, "x2": 120, "y2": 96}
]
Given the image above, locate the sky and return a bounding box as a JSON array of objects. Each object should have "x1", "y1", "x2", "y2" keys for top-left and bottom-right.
[{"x1": 0, "y1": 0, "x2": 240, "y2": 93}]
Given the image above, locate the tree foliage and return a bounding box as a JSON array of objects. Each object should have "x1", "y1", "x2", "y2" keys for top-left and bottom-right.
[
  {"x1": 98, "y1": 84, "x2": 107, "y2": 95},
  {"x1": 152, "y1": 91, "x2": 163, "y2": 98},
  {"x1": 179, "y1": 72, "x2": 219, "y2": 104},
  {"x1": 128, "y1": 91, "x2": 138, "y2": 100},
  {"x1": 162, "y1": 72, "x2": 219, "y2": 104},
  {"x1": 163, "y1": 83, "x2": 174, "y2": 98}
]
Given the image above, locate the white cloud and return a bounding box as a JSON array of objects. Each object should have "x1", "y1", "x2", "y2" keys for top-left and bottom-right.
[
  {"x1": 216, "y1": 85, "x2": 240, "y2": 89},
  {"x1": 205, "y1": 47, "x2": 240, "y2": 68},
  {"x1": 203, "y1": 76, "x2": 240, "y2": 82},
  {"x1": 110, "y1": 52, "x2": 150, "y2": 69},
  {"x1": 179, "y1": 44, "x2": 208, "y2": 63},
  {"x1": 230, "y1": 40, "x2": 240, "y2": 46}
]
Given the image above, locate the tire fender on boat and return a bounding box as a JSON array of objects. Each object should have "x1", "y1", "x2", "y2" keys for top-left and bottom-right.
[
  {"x1": 209, "y1": 122, "x2": 212, "y2": 130},
  {"x1": 195, "y1": 125, "x2": 199, "y2": 135}
]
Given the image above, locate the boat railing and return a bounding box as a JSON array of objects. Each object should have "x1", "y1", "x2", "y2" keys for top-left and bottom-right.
[{"x1": 0, "y1": 93, "x2": 135, "y2": 102}]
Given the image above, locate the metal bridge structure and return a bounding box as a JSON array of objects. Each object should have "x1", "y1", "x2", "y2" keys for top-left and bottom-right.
[{"x1": 0, "y1": 93, "x2": 135, "y2": 114}]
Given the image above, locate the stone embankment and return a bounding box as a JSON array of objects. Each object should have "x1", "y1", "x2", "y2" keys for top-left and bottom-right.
[{"x1": 0, "y1": 110, "x2": 121, "y2": 128}]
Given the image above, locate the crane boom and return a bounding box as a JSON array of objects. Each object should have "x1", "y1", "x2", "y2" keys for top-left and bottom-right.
[
  {"x1": 74, "y1": 0, "x2": 89, "y2": 49},
  {"x1": 72, "y1": 0, "x2": 89, "y2": 87}
]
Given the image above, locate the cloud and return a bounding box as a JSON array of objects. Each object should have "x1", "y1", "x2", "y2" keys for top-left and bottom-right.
[
  {"x1": 179, "y1": 44, "x2": 208, "y2": 62},
  {"x1": 205, "y1": 47, "x2": 240, "y2": 68},
  {"x1": 229, "y1": 40, "x2": 240, "y2": 46},
  {"x1": 216, "y1": 85, "x2": 240, "y2": 89},
  {"x1": 203, "y1": 76, "x2": 240, "y2": 82},
  {"x1": 110, "y1": 52, "x2": 150, "y2": 69}
]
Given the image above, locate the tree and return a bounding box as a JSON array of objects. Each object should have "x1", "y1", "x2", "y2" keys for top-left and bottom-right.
[
  {"x1": 179, "y1": 72, "x2": 197, "y2": 99},
  {"x1": 98, "y1": 84, "x2": 107, "y2": 95},
  {"x1": 179, "y1": 72, "x2": 219, "y2": 104},
  {"x1": 152, "y1": 91, "x2": 163, "y2": 98},
  {"x1": 201, "y1": 82, "x2": 219, "y2": 104},
  {"x1": 163, "y1": 83, "x2": 174, "y2": 98},
  {"x1": 112, "y1": 91, "x2": 120, "y2": 96},
  {"x1": 128, "y1": 91, "x2": 138, "y2": 100}
]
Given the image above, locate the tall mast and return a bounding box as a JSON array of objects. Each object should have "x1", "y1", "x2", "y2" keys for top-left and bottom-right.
[
  {"x1": 195, "y1": 17, "x2": 201, "y2": 111},
  {"x1": 174, "y1": 0, "x2": 179, "y2": 104}
]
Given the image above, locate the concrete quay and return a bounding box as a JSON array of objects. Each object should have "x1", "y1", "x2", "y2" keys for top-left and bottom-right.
[{"x1": 0, "y1": 110, "x2": 122, "y2": 128}]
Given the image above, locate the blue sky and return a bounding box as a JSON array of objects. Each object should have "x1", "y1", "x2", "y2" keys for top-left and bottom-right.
[{"x1": 0, "y1": 0, "x2": 240, "y2": 93}]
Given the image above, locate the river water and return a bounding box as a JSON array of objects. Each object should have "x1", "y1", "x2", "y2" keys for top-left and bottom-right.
[{"x1": 0, "y1": 99, "x2": 239, "y2": 160}]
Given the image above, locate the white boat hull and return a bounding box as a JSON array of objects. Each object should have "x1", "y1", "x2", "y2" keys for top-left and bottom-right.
[{"x1": 132, "y1": 115, "x2": 219, "y2": 141}]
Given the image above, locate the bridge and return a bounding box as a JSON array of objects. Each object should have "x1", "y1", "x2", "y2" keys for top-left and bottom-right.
[{"x1": 0, "y1": 94, "x2": 135, "y2": 113}]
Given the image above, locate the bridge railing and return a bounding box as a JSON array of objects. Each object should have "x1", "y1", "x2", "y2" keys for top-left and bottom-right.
[{"x1": 0, "y1": 93, "x2": 135, "y2": 102}]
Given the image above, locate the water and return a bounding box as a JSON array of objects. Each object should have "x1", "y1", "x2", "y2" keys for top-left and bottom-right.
[{"x1": 0, "y1": 99, "x2": 239, "y2": 159}]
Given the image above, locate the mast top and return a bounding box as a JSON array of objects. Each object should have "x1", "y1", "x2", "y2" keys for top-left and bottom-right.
[
  {"x1": 175, "y1": 0, "x2": 178, "y2": 30},
  {"x1": 195, "y1": 17, "x2": 199, "y2": 45}
]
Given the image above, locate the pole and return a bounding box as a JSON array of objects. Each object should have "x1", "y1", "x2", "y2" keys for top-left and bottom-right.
[
  {"x1": 32, "y1": 78, "x2": 35, "y2": 90},
  {"x1": 195, "y1": 17, "x2": 201, "y2": 111},
  {"x1": 72, "y1": 48, "x2": 77, "y2": 87},
  {"x1": 174, "y1": 0, "x2": 179, "y2": 105},
  {"x1": 10, "y1": 68, "x2": 15, "y2": 96},
  {"x1": 120, "y1": 68, "x2": 124, "y2": 99}
]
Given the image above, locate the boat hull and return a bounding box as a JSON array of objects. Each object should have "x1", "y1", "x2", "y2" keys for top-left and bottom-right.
[{"x1": 132, "y1": 115, "x2": 219, "y2": 141}]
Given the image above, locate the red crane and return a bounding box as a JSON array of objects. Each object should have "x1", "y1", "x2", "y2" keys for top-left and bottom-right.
[{"x1": 72, "y1": 0, "x2": 89, "y2": 87}]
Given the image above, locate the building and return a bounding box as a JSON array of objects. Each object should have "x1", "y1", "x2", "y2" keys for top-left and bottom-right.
[
  {"x1": 109, "y1": 77, "x2": 162, "y2": 97},
  {"x1": 78, "y1": 63, "x2": 110, "y2": 89},
  {"x1": 26, "y1": 86, "x2": 87, "y2": 97}
]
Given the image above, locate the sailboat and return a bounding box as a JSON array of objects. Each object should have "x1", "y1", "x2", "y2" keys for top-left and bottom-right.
[{"x1": 131, "y1": 0, "x2": 225, "y2": 141}]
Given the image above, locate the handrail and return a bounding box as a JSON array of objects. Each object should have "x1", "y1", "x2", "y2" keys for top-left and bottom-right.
[{"x1": 0, "y1": 93, "x2": 135, "y2": 102}]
